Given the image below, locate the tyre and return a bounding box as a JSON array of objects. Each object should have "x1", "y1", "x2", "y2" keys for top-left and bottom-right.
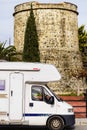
[{"x1": 47, "y1": 116, "x2": 65, "y2": 130}]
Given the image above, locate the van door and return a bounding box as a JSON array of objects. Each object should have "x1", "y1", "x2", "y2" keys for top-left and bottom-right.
[
  {"x1": 25, "y1": 84, "x2": 56, "y2": 125},
  {"x1": 9, "y1": 72, "x2": 24, "y2": 121}
]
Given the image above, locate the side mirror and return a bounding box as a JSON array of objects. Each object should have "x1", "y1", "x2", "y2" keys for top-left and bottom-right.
[{"x1": 49, "y1": 96, "x2": 54, "y2": 105}]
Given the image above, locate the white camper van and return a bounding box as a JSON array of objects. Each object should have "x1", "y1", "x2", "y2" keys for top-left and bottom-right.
[{"x1": 0, "y1": 62, "x2": 75, "y2": 130}]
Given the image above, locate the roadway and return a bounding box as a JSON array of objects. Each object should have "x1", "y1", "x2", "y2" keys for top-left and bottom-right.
[{"x1": 0, "y1": 125, "x2": 87, "y2": 130}]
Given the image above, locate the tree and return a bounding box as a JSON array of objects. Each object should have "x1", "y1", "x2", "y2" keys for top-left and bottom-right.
[
  {"x1": 78, "y1": 25, "x2": 87, "y2": 51},
  {"x1": 22, "y1": 3, "x2": 40, "y2": 62},
  {"x1": 0, "y1": 42, "x2": 20, "y2": 61},
  {"x1": 78, "y1": 25, "x2": 87, "y2": 67}
]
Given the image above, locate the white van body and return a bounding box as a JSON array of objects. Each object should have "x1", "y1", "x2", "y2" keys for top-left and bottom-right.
[{"x1": 0, "y1": 62, "x2": 75, "y2": 130}]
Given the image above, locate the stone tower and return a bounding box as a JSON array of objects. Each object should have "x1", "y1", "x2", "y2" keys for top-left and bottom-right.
[{"x1": 13, "y1": 1, "x2": 86, "y2": 94}]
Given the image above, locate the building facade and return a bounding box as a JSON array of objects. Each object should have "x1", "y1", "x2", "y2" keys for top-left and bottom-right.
[{"x1": 13, "y1": 1, "x2": 86, "y2": 94}]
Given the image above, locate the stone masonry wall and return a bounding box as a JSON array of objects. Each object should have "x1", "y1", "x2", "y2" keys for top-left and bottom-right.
[{"x1": 13, "y1": 1, "x2": 87, "y2": 95}]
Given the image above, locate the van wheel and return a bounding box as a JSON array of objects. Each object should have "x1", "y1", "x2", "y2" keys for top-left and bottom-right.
[{"x1": 47, "y1": 116, "x2": 64, "y2": 130}]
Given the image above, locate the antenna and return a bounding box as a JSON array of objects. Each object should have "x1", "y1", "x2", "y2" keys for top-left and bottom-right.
[{"x1": 9, "y1": 37, "x2": 11, "y2": 46}]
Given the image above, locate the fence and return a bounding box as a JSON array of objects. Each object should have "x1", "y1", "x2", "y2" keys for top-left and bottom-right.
[{"x1": 59, "y1": 90, "x2": 87, "y2": 118}]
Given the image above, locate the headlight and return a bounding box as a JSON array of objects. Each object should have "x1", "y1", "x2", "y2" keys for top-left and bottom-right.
[{"x1": 68, "y1": 108, "x2": 73, "y2": 112}]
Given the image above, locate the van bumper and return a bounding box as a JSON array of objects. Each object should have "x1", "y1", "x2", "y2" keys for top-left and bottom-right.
[{"x1": 62, "y1": 114, "x2": 75, "y2": 126}]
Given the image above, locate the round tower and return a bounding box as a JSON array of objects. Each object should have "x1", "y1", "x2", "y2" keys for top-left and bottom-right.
[{"x1": 13, "y1": 1, "x2": 85, "y2": 94}]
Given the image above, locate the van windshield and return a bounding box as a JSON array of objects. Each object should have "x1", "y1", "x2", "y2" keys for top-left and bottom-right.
[{"x1": 45, "y1": 85, "x2": 63, "y2": 102}]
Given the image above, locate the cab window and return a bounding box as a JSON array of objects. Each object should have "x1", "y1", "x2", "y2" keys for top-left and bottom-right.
[
  {"x1": 31, "y1": 85, "x2": 52, "y2": 104},
  {"x1": 31, "y1": 86, "x2": 43, "y2": 101},
  {"x1": 43, "y1": 88, "x2": 51, "y2": 103}
]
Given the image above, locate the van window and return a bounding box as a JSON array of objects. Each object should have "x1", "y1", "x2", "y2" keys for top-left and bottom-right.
[
  {"x1": 31, "y1": 86, "x2": 43, "y2": 101},
  {"x1": 0, "y1": 80, "x2": 5, "y2": 90},
  {"x1": 31, "y1": 85, "x2": 52, "y2": 104},
  {"x1": 43, "y1": 88, "x2": 51, "y2": 103}
]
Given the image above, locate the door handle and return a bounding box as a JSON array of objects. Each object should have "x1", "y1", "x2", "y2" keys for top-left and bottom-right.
[
  {"x1": 29, "y1": 103, "x2": 33, "y2": 107},
  {"x1": 11, "y1": 90, "x2": 13, "y2": 96}
]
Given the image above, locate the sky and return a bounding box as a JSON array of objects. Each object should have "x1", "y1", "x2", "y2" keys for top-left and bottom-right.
[{"x1": 0, "y1": 0, "x2": 87, "y2": 46}]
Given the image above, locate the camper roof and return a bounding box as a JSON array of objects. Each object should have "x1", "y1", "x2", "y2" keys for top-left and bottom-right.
[{"x1": 0, "y1": 62, "x2": 61, "y2": 82}]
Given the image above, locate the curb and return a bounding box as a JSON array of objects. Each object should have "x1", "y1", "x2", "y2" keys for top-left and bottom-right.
[{"x1": 75, "y1": 118, "x2": 87, "y2": 125}]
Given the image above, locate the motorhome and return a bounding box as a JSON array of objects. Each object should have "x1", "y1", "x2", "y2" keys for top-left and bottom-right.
[{"x1": 0, "y1": 62, "x2": 75, "y2": 130}]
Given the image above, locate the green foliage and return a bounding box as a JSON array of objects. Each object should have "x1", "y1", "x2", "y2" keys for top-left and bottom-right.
[
  {"x1": 78, "y1": 25, "x2": 87, "y2": 50},
  {"x1": 78, "y1": 25, "x2": 87, "y2": 66},
  {"x1": 59, "y1": 92, "x2": 77, "y2": 96},
  {"x1": 22, "y1": 3, "x2": 40, "y2": 62},
  {"x1": 0, "y1": 42, "x2": 20, "y2": 61}
]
